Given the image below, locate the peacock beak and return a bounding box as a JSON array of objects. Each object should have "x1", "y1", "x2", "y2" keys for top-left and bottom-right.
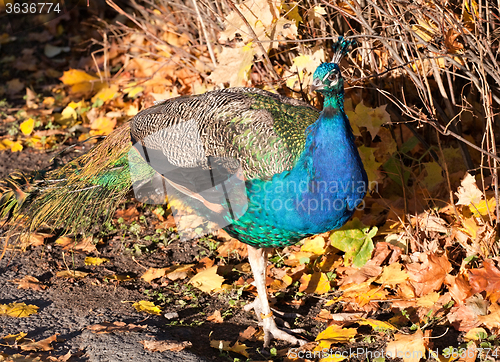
[{"x1": 310, "y1": 81, "x2": 324, "y2": 93}]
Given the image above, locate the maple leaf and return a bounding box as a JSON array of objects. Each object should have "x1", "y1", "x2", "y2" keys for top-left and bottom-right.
[
  {"x1": 406, "y1": 252, "x2": 452, "y2": 297},
  {"x1": 299, "y1": 272, "x2": 330, "y2": 294},
  {"x1": 455, "y1": 173, "x2": 483, "y2": 206},
  {"x1": 315, "y1": 324, "x2": 357, "y2": 348},
  {"x1": 20, "y1": 333, "x2": 58, "y2": 352},
  {"x1": 0, "y1": 302, "x2": 39, "y2": 318},
  {"x1": 11, "y1": 275, "x2": 46, "y2": 291},
  {"x1": 330, "y1": 218, "x2": 376, "y2": 267},
  {"x1": 358, "y1": 146, "x2": 382, "y2": 184},
  {"x1": 133, "y1": 300, "x2": 162, "y2": 315},
  {"x1": 346, "y1": 101, "x2": 390, "y2": 140},
  {"x1": 469, "y1": 259, "x2": 500, "y2": 303},
  {"x1": 208, "y1": 44, "x2": 255, "y2": 87}
]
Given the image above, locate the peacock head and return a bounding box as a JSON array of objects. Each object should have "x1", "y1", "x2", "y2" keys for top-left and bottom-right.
[
  {"x1": 310, "y1": 63, "x2": 343, "y2": 95},
  {"x1": 310, "y1": 36, "x2": 354, "y2": 96}
]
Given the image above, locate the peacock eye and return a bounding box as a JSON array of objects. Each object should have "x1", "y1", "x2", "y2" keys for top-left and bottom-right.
[{"x1": 327, "y1": 73, "x2": 337, "y2": 81}]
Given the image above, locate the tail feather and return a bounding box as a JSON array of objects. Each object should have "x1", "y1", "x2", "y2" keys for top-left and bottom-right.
[{"x1": 1, "y1": 123, "x2": 155, "y2": 237}]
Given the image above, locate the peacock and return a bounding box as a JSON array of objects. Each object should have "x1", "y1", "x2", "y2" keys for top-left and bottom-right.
[{"x1": 0, "y1": 37, "x2": 367, "y2": 347}]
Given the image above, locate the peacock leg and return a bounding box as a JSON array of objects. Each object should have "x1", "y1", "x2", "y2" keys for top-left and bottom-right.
[{"x1": 246, "y1": 245, "x2": 307, "y2": 347}]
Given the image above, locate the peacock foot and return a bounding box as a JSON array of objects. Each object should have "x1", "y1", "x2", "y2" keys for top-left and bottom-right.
[{"x1": 244, "y1": 299, "x2": 307, "y2": 347}]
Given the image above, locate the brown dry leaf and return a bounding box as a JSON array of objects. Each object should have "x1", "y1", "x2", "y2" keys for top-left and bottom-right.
[
  {"x1": 11, "y1": 276, "x2": 46, "y2": 291},
  {"x1": 141, "y1": 267, "x2": 167, "y2": 283},
  {"x1": 19, "y1": 233, "x2": 46, "y2": 248},
  {"x1": 299, "y1": 272, "x2": 330, "y2": 294},
  {"x1": 210, "y1": 339, "x2": 249, "y2": 358},
  {"x1": 141, "y1": 339, "x2": 192, "y2": 352},
  {"x1": 166, "y1": 264, "x2": 195, "y2": 281},
  {"x1": 468, "y1": 259, "x2": 500, "y2": 303},
  {"x1": 444, "y1": 29, "x2": 464, "y2": 53},
  {"x1": 56, "y1": 270, "x2": 89, "y2": 279},
  {"x1": 20, "y1": 333, "x2": 58, "y2": 351},
  {"x1": 206, "y1": 310, "x2": 224, "y2": 323},
  {"x1": 217, "y1": 237, "x2": 248, "y2": 258},
  {"x1": 84, "y1": 257, "x2": 110, "y2": 266},
  {"x1": 477, "y1": 303, "x2": 500, "y2": 330},
  {"x1": 115, "y1": 207, "x2": 140, "y2": 222},
  {"x1": 386, "y1": 329, "x2": 426, "y2": 362},
  {"x1": 406, "y1": 252, "x2": 452, "y2": 296},
  {"x1": 55, "y1": 236, "x2": 97, "y2": 253},
  {"x1": 0, "y1": 302, "x2": 39, "y2": 318},
  {"x1": 195, "y1": 257, "x2": 214, "y2": 272},
  {"x1": 86, "y1": 321, "x2": 147, "y2": 334},
  {"x1": 447, "y1": 304, "x2": 481, "y2": 332},
  {"x1": 188, "y1": 266, "x2": 224, "y2": 293},
  {"x1": 445, "y1": 273, "x2": 472, "y2": 303},
  {"x1": 133, "y1": 300, "x2": 162, "y2": 315},
  {"x1": 455, "y1": 173, "x2": 483, "y2": 206},
  {"x1": 238, "y1": 326, "x2": 257, "y2": 341}
]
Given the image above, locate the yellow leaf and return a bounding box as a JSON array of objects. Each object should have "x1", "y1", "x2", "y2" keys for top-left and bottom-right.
[
  {"x1": 91, "y1": 84, "x2": 119, "y2": 103},
  {"x1": 20, "y1": 118, "x2": 35, "y2": 135},
  {"x1": 416, "y1": 292, "x2": 440, "y2": 307},
  {"x1": 471, "y1": 197, "x2": 496, "y2": 217},
  {"x1": 315, "y1": 324, "x2": 357, "y2": 346},
  {"x1": 61, "y1": 105, "x2": 77, "y2": 120},
  {"x1": 0, "y1": 302, "x2": 39, "y2": 318},
  {"x1": 376, "y1": 263, "x2": 409, "y2": 286},
  {"x1": 60, "y1": 69, "x2": 98, "y2": 85},
  {"x1": 358, "y1": 146, "x2": 381, "y2": 184},
  {"x1": 358, "y1": 318, "x2": 397, "y2": 331},
  {"x1": 210, "y1": 339, "x2": 249, "y2": 357},
  {"x1": 188, "y1": 266, "x2": 224, "y2": 293},
  {"x1": 90, "y1": 116, "x2": 117, "y2": 136},
  {"x1": 299, "y1": 272, "x2": 331, "y2": 294},
  {"x1": 133, "y1": 300, "x2": 162, "y2": 315},
  {"x1": 124, "y1": 86, "x2": 144, "y2": 98},
  {"x1": 464, "y1": 327, "x2": 487, "y2": 341},
  {"x1": 346, "y1": 101, "x2": 390, "y2": 140},
  {"x1": 10, "y1": 141, "x2": 23, "y2": 152},
  {"x1": 84, "y1": 257, "x2": 110, "y2": 266},
  {"x1": 301, "y1": 235, "x2": 326, "y2": 254}
]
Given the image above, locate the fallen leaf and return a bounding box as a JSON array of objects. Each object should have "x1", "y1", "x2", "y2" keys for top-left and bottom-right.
[
  {"x1": 357, "y1": 318, "x2": 397, "y2": 331},
  {"x1": 133, "y1": 300, "x2": 162, "y2": 315},
  {"x1": 207, "y1": 310, "x2": 224, "y2": 323},
  {"x1": 7, "y1": 78, "x2": 25, "y2": 95},
  {"x1": 468, "y1": 259, "x2": 500, "y2": 303},
  {"x1": 20, "y1": 333, "x2": 58, "y2": 352},
  {"x1": 301, "y1": 235, "x2": 327, "y2": 254},
  {"x1": 188, "y1": 266, "x2": 224, "y2": 293},
  {"x1": 346, "y1": 101, "x2": 390, "y2": 140},
  {"x1": 84, "y1": 257, "x2": 110, "y2": 266},
  {"x1": 86, "y1": 321, "x2": 147, "y2": 333},
  {"x1": 141, "y1": 267, "x2": 167, "y2": 283},
  {"x1": 406, "y1": 252, "x2": 452, "y2": 297},
  {"x1": 141, "y1": 339, "x2": 192, "y2": 352},
  {"x1": 299, "y1": 272, "x2": 330, "y2": 294},
  {"x1": 20, "y1": 118, "x2": 35, "y2": 135},
  {"x1": 376, "y1": 262, "x2": 409, "y2": 286},
  {"x1": 330, "y1": 218, "x2": 376, "y2": 267},
  {"x1": 210, "y1": 339, "x2": 249, "y2": 357},
  {"x1": 315, "y1": 324, "x2": 357, "y2": 348},
  {"x1": 56, "y1": 270, "x2": 89, "y2": 279},
  {"x1": 11, "y1": 275, "x2": 46, "y2": 291},
  {"x1": 238, "y1": 326, "x2": 257, "y2": 341},
  {"x1": 0, "y1": 302, "x2": 39, "y2": 318}
]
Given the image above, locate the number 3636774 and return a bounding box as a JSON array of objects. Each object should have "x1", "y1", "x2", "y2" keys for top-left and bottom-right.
[{"x1": 5, "y1": 2, "x2": 61, "y2": 14}]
